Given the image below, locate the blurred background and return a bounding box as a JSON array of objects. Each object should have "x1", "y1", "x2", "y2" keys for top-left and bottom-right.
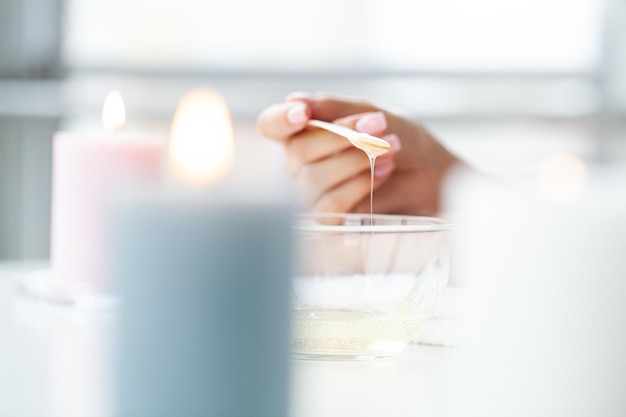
[{"x1": 0, "y1": 0, "x2": 625, "y2": 260}]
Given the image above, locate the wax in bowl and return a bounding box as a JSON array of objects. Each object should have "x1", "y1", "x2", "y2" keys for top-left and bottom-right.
[{"x1": 292, "y1": 213, "x2": 452, "y2": 360}]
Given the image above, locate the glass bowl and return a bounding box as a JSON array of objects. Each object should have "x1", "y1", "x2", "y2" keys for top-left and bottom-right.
[{"x1": 291, "y1": 213, "x2": 452, "y2": 360}]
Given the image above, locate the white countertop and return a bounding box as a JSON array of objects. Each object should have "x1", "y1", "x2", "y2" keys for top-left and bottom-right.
[{"x1": 0, "y1": 262, "x2": 455, "y2": 417}]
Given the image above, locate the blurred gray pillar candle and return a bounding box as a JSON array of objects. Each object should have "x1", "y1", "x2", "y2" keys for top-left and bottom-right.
[{"x1": 113, "y1": 193, "x2": 292, "y2": 417}]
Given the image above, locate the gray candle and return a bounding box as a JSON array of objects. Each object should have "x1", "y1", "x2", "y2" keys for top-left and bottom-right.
[
  {"x1": 111, "y1": 89, "x2": 293, "y2": 417},
  {"x1": 112, "y1": 192, "x2": 292, "y2": 417}
]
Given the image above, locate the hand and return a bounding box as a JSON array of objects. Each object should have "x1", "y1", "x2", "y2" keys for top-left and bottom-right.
[{"x1": 257, "y1": 92, "x2": 462, "y2": 216}]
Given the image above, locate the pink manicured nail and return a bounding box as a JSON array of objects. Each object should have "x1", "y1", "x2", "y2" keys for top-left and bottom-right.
[
  {"x1": 374, "y1": 160, "x2": 395, "y2": 177},
  {"x1": 383, "y1": 133, "x2": 401, "y2": 152},
  {"x1": 286, "y1": 102, "x2": 308, "y2": 125},
  {"x1": 355, "y1": 112, "x2": 387, "y2": 134}
]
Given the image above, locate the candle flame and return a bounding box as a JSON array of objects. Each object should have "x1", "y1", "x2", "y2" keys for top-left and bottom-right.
[
  {"x1": 102, "y1": 90, "x2": 126, "y2": 132},
  {"x1": 167, "y1": 89, "x2": 234, "y2": 186}
]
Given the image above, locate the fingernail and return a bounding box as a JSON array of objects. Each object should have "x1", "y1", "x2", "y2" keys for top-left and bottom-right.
[
  {"x1": 383, "y1": 133, "x2": 401, "y2": 152},
  {"x1": 286, "y1": 102, "x2": 308, "y2": 125},
  {"x1": 374, "y1": 160, "x2": 395, "y2": 178},
  {"x1": 355, "y1": 112, "x2": 387, "y2": 134}
]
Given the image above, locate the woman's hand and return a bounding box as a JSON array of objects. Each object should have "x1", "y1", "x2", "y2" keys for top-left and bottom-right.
[{"x1": 257, "y1": 92, "x2": 461, "y2": 216}]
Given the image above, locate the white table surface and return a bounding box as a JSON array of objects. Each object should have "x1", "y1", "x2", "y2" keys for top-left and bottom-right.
[{"x1": 0, "y1": 262, "x2": 455, "y2": 417}]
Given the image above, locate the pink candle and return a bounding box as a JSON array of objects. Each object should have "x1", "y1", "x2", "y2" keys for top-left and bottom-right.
[
  {"x1": 49, "y1": 91, "x2": 164, "y2": 293},
  {"x1": 50, "y1": 135, "x2": 163, "y2": 289}
]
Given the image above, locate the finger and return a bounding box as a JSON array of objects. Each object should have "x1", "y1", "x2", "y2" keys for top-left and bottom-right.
[
  {"x1": 288, "y1": 90, "x2": 387, "y2": 135},
  {"x1": 373, "y1": 159, "x2": 396, "y2": 178},
  {"x1": 374, "y1": 133, "x2": 402, "y2": 164},
  {"x1": 312, "y1": 171, "x2": 390, "y2": 214},
  {"x1": 308, "y1": 93, "x2": 379, "y2": 122},
  {"x1": 286, "y1": 91, "x2": 375, "y2": 123},
  {"x1": 354, "y1": 180, "x2": 408, "y2": 215},
  {"x1": 256, "y1": 101, "x2": 311, "y2": 143},
  {"x1": 286, "y1": 111, "x2": 389, "y2": 171},
  {"x1": 312, "y1": 172, "x2": 371, "y2": 213},
  {"x1": 333, "y1": 111, "x2": 392, "y2": 139},
  {"x1": 335, "y1": 115, "x2": 400, "y2": 163},
  {"x1": 292, "y1": 148, "x2": 372, "y2": 206},
  {"x1": 284, "y1": 118, "x2": 399, "y2": 179},
  {"x1": 283, "y1": 129, "x2": 353, "y2": 176},
  {"x1": 352, "y1": 171, "x2": 438, "y2": 216},
  {"x1": 285, "y1": 91, "x2": 316, "y2": 107},
  {"x1": 313, "y1": 173, "x2": 393, "y2": 213}
]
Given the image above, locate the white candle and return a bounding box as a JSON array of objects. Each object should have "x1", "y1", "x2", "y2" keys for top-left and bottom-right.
[
  {"x1": 50, "y1": 91, "x2": 164, "y2": 293},
  {"x1": 441, "y1": 167, "x2": 626, "y2": 417},
  {"x1": 113, "y1": 89, "x2": 292, "y2": 417}
]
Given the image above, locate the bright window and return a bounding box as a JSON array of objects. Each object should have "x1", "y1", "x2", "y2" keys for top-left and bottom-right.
[{"x1": 63, "y1": 0, "x2": 602, "y2": 73}]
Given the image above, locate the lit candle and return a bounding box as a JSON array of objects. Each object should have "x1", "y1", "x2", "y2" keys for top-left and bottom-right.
[
  {"x1": 113, "y1": 89, "x2": 292, "y2": 417},
  {"x1": 44, "y1": 91, "x2": 164, "y2": 300}
]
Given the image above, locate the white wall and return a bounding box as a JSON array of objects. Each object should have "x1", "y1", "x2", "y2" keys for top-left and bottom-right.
[{"x1": 62, "y1": 0, "x2": 601, "y2": 73}]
